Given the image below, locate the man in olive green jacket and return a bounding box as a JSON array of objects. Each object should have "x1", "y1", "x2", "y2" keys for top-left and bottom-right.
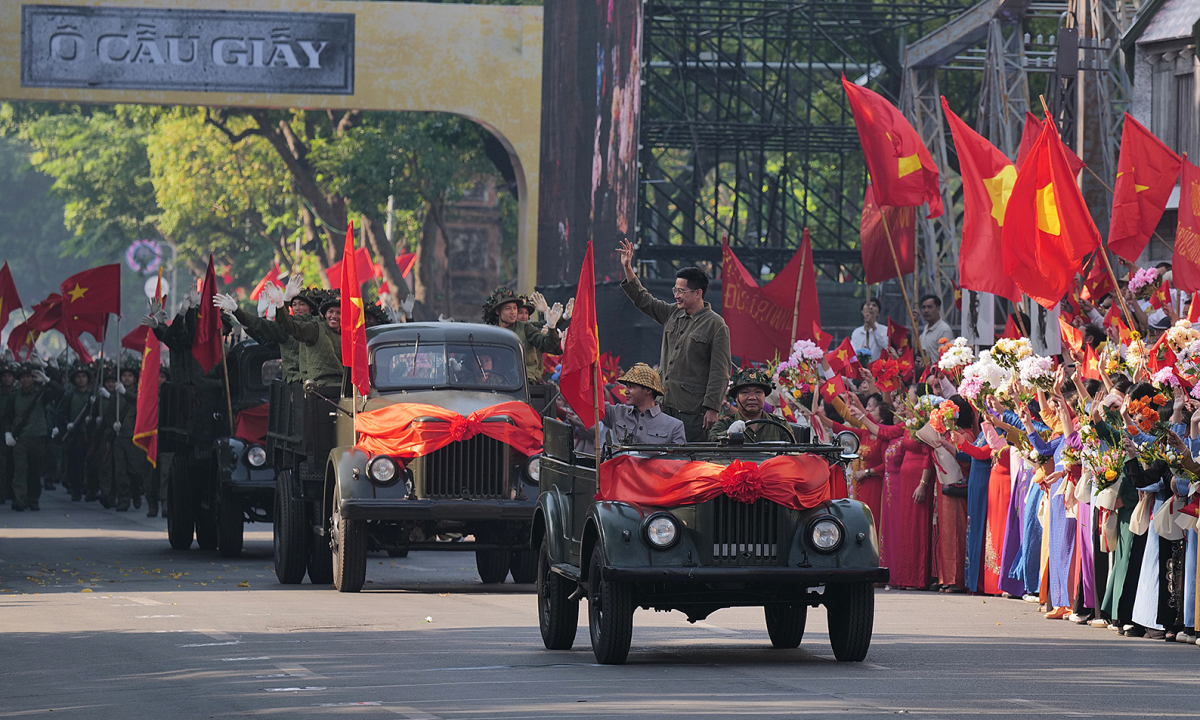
[
  {"x1": 482, "y1": 287, "x2": 563, "y2": 386},
  {"x1": 617, "y1": 240, "x2": 731, "y2": 442},
  {"x1": 274, "y1": 276, "x2": 343, "y2": 387},
  {"x1": 3, "y1": 364, "x2": 63, "y2": 511}
]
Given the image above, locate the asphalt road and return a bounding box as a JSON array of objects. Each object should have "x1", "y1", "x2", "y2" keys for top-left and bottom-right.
[{"x1": 2, "y1": 490, "x2": 1200, "y2": 719}]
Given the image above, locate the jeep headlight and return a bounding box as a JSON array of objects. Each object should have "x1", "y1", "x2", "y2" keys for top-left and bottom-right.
[
  {"x1": 808, "y1": 517, "x2": 844, "y2": 553},
  {"x1": 367, "y1": 456, "x2": 400, "y2": 486},
  {"x1": 644, "y1": 513, "x2": 681, "y2": 549},
  {"x1": 246, "y1": 446, "x2": 267, "y2": 467},
  {"x1": 835, "y1": 430, "x2": 860, "y2": 460},
  {"x1": 523, "y1": 455, "x2": 541, "y2": 484}
]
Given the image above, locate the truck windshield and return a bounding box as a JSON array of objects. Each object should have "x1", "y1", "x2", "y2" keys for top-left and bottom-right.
[{"x1": 372, "y1": 343, "x2": 523, "y2": 391}]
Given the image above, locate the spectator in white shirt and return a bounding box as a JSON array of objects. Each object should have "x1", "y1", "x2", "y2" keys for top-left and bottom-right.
[
  {"x1": 850, "y1": 299, "x2": 889, "y2": 362},
  {"x1": 918, "y1": 294, "x2": 954, "y2": 361}
]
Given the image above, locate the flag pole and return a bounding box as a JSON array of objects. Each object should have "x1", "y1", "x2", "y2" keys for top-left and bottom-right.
[
  {"x1": 880, "y1": 210, "x2": 929, "y2": 366},
  {"x1": 789, "y1": 233, "x2": 808, "y2": 347},
  {"x1": 219, "y1": 330, "x2": 235, "y2": 436}
]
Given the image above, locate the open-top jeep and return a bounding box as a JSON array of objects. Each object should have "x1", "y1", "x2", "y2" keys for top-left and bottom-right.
[
  {"x1": 532, "y1": 419, "x2": 885, "y2": 664},
  {"x1": 292, "y1": 322, "x2": 546, "y2": 592}
]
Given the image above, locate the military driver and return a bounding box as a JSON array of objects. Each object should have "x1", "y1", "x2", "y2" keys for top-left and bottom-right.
[{"x1": 708, "y1": 368, "x2": 795, "y2": 443}]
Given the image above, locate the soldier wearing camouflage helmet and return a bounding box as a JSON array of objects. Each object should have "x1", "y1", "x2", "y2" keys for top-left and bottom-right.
[
  {"x1": 708, "y1": 368, "x2": 793, "y2": 443},
  {"x1": 482, "y1": 287, "x2": 562, "y2": 385}
]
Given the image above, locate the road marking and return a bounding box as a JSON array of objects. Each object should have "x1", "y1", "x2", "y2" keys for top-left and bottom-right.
[
  {"x1": 120, "y1": 596, "x2": 164, "y2": 606},
  {"x1": 197, "y1": 630, "x2": 239, "y2": 642},
  {"x1": 276, "y1": 663, "x2": 325, "y2": 679},
  {"x1": 222, "y1": 656, "x2": 271, "y2": 662},
  {"x1": 263, "y1": 686, "x2": 326, "y2": 693},
  {"x1": 694, "y1": 621, "x2": 739, "y2": 635},
  {"x1": 178, "y1": 641, "x2": 241, "y2": 647},
  {"x1": 135, "y1": 615, "x2": 180, "y2": 619},
  {"x1": 381, "y1": 707, "x2": 441, "y2": 719}
]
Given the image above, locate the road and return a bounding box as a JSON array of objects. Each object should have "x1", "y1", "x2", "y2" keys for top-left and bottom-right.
[{"x1": 2, "y1": 489, "x2": 1199, "y2": 719}]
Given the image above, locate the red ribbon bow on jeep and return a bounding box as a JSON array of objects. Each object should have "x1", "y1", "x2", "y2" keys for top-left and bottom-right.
[
  {"x1": 596, "y1": 454, "x2": 831, "y2": 510},
  {"x1": 354, "y1": 401, "x2": 543, "y2": 459}
]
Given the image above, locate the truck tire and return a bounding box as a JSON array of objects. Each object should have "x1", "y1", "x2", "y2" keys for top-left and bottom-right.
[
  {"x1": 764, "y1": 604, "x2": 807, "y2": 648},
  {"x1": 217, "y1": 492, "x2": 244, "y2": 558},
  {"x1": 509, "y1": 549, "x2": 538, "y2": 584},
  {"x1": 825, "y1": 582, "x2": 874, "y2": 662},
  {"x1": 166, "y1": 461, "x2": 194, "y2": 550},
  {"x1": 332, "y1": 496, "x2": 367, "y2": 592},
  {"x1": 587, "y1": 545, "x2": 633, "y2": 665},
  {"x1": 537, "y1": 539, "x2": 578, "y2": 650},
  {"x1": 273, "y1": 469, "x2": 309, "y2": 584},
  {"x1": 307, "y1": 530, "x2": 334, "y2": 585},
  {"x1": 195, "y1": 506, "x2": 219, "y2": 551},
  {"x1": 475, "y1": 550, "x2": 511, "y2": 584}
]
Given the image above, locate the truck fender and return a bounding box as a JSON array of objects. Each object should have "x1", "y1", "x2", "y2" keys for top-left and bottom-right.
[
  {"x1": 580, "y1": 502, "x2": 653, "y2": 582},
  {"x1": 532, "y1": 491, "x2": 568, "y2": 564},
  {"x1": 325, "y1": 446, "x2": 373, "y2": 521}
]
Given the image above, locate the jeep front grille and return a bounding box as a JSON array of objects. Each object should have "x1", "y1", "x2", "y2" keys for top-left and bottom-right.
[
  {"x1": 422, "y1": 435, "x2": 511, "y2": 499},
  {"x1": 711, "y1": 496, "x2": 779, "y2": 565}
]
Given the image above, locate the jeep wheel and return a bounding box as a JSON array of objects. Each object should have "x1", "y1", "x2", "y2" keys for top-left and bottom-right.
[
  {"x1": 273, "y1": 469, "x2": 309, "y2": 584},
  {"x1": 331, "y1": 496, "x2": 367, "y2": 592},
  {"x1": 216, "y1": 492, "x2": 244, "y2": 558},
  {"x1": 475, "y1": 550, "x2": 511, "y2": 584},
  {"x1": 764, "y1": 604, "x2": 807, "y2": 649},
  {"x1": 166, "y1": 461, "x2": 194, "y2": 550},
  {"x1": 587, "y1": 545, "x2": 633, "y2": 665},
  {"x1": 537, "y1": 539, "x2": 578, "y2": 650},
  {"x1": 510, "y1": 549, "x2": 537, "y2": 584},
  {"x1": 825, "y1": 582, "x2": 874, "y2": 662}
]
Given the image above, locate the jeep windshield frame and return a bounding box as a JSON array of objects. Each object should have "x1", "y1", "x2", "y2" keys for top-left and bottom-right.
[{"x1": 371, "y1": 341, "x2": 524, "y2": 393}]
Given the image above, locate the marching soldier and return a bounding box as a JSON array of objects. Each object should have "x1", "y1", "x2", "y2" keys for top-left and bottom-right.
[
  {"x1": 0, "y1": 362, "x2": 15, "y2": 504},
  {"x1": 2, "y1": 363, "x2": 63, "y2": 511},
  {"x1": 56, "y1": 363, "x2": 95, "y2": 502},
  {"x1": 709, "y1": 369, "x2": 794, "y2": 443},
  {"x1": 97, "y1": 366, "x2": 148, "y2": 511}
]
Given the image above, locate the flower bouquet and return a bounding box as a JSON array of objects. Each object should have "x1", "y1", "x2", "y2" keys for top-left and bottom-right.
[
  {"x1": 1126, "y1": 394, "x2": 1171, "y2": 437},
  {"x1": 771, "y1": 339, "x2": 825, "y2": 399},
  {"x1": 991, "y1": 337, "x2": 1033, "y2": 371},
  {"x1": 1085, "y1": 445, "x2": 1126, "y2": 495},
  {"x1": 1167, "y1": 321, "x2": 1200, "y2": 355},
  {"x1": 937, "y1": 337, "x2": 975, "y2": 383},
  {"x1": 1126, "y1": 267, "x2": 1162, "y2": 302},
  {"x1": 957, "y1": 350, "x2": 1010, "y2": 404}
]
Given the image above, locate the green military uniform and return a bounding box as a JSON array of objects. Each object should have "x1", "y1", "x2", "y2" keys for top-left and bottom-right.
[
  {"x1": 0, "y1": 376, "x2": 15, "y2": 503},
  {"x1": 57, "y1": 378, "x2": 95, "y2": 500},
  {"x1": 275, "y1": 311, "x2": 343, "y2": 386},
  {"x1": 2, "y1": 372, "x2": 63, "y2": 510},
  {"x1": 98, "y1": 386, "x2": 148, "y2": 509},
  {"x1": 621, "y1": 275, "x2": 731, "y2": 441},
  {"x1": 707, "y1": 368, "x2": 793, "y2": 443},
  {"x1": 482, "y1": 288, "x2": 563, "y2": 386},
  {"x1": 235, "y1": 308, "x2": 301, "y2": 384},
  {"x1": 153, "y1": 307, "x2": 206, "y2": 384}
]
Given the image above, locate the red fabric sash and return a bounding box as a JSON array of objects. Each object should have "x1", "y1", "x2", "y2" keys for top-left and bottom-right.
[
  {"x1": 233, "y1": 402, "x2": 270, "y2": 444},
  {"x1": 354, "y1": 401, "x2": 543, "y2": 459},
  {"x1": 597, "y1": 454, "x2": 832, "y2": 511}
]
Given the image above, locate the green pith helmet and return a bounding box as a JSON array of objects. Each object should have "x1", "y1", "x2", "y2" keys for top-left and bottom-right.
[
  {"x1": 726, "y1": 367, "x2": 775, "y2": 400},
  {"x1": 482, "y1": 286, "x2": 520, "y2": 325}
]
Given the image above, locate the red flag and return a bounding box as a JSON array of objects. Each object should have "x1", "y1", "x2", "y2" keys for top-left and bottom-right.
[
  {"x1": 1060, "y1": 318, "x2": 1084, "y2": 354},
  {"x1": 133, "y1": 273, "x2": 164, "y2": 468},
  {"x1": 1080, "y1": 252, "x2": 1116, "y2": 302},
  {"x1": 1001, "y1": 314, "x2": 1020, "y2": 340},
  {"x1": 721, "y1": 232, "x2": 819, "y2": 364},
  {"x1": 340, "y1": 223, "x2": 370, "y2": 397},
  {"x1": 1001, "y1": 123, "x2": 1102, "y2": 308},
  {"x1": 59, "y1": 264, "x2": 119, "y2": 355},
  {"x1": 819, "y1": 375, "x2": 847, "y2": 405},
  {"x1": 1015, "y1": 112, "x2": 1085, "y2": 175},
  {"x1": 942, "y1": 98, "x2": 1022, "y2": 302},
  {"x1": 559, "y1": 242, "x2": 601, "y2": 427},
  {"x1": 1080, "y1": 344, "x2": 1103, "y2": 381},
  {"x1": 859, "y1": 183, "x2": 916, "y2": 284},
  {"x1": 826, "y1": 337, "x2": 862, "y2": 380},
  {"x1": 842, "y1": 77, "x2": 943, "y2": 218},
  {"x1": 327, "y1": 246, "x2": 375, "y2": 285},
  {"x1": 1149, "y1": 276, "x2": 1173, "y2": 312},
  {"x1": 0, "y1": 261, "x2": 21, "y2": 329},
  {"x1": 1190, "y1": 292, "x2": 1200, "y2": 324},
  {"x1": 1148, "y1": 332, "x2": 1177, "y2": 374},
  {"x1": 887, "y1": 317, "x2": 910, "y2": 351},
  {"x1": 192, "y1": 256, "x2": 223, "y2": 373},
  {"x1": 7, "y1": 293, "x2": 65, "y2": 361},
  {"x1": 1107, "y1": 114, "x2": 1182, "y2": 262},
  {"x1": 1173, "y1": 160, "x2": 1200, "y2": 293},
  {"x1": 121, "y1": 325, "x2": 150, "y2": 353},
  {"x1": 250, "y1": 264, "x2": 283, "y2": 301},
  {"x1": 811, "y1": 320, "x2": 833, "y2": 352}
]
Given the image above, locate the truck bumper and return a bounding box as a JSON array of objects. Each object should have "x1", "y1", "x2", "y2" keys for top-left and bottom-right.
[
  {"x1": 599, "y1": 565, "x2": 889, "y2": 585},
  {"x1": 340, "y1": 498, "x2": 536, "y2": 522}
]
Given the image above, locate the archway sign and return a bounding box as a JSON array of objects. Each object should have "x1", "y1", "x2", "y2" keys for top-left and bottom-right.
[{"x1": 1, "y1": 0, "x2": 543, "y2": 291}]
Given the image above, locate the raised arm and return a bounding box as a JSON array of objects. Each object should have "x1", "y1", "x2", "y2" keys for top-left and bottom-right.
[{"x1": 617, "y1": 239, "x2": 675, "y2": 324}]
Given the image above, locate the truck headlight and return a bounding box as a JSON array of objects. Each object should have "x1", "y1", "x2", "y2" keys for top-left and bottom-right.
[
  {"x1": 807, "y1": 516, "x2": 844, "y2": 554},
  {"x1": 835, "y1": 430, "x2": 860, "y2": 460},
  {"x1": 246, "y1": 446, "x2": 267, "y2": 467},
  {"x1": 643, "y1": 512, "x2": 681, "y2": 549},
  {"x1": 523, "y1": 455, "x2": 541, "y2": 484},
  {"x1": 367, "y1": 456, "x2": 401, "y2": 486}
]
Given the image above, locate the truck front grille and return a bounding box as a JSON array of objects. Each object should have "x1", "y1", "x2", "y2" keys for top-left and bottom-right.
[
  {"x1": 711, "y1": 496, "x2": 780, "y2": 565},
  {"x1": 422, "y1": 435, "x2": 511, "y2": 500}
]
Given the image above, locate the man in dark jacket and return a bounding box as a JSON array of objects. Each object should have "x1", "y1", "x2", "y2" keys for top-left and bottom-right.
[{"x1": 3, "y1": 364, "x2": 63, "y2": 511}]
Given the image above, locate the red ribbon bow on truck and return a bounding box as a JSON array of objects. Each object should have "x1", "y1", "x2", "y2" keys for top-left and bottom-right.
[{"x1": 354, "y1": 401, "x2": 544, "y2": 458}]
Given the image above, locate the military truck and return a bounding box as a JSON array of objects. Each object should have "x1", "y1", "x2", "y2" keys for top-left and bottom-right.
[
  {"x1": 162, "y1": 340, "x2": 281, "y2": 557},
  {"x1": 531, "y1": 419, "x2": 886, "y2": 664},
  {"x1": 273, "y1": 322, "x2": 547, "y2": 591}
]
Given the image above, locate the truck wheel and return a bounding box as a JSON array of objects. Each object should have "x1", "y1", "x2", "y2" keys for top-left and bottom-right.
[
  {"x1": 537, "y1": 539, "x2": 578, "y2": 650},
  {"x1": 764, "y1": 604, "x2": 807, "y2": 649},
  {"x1": 307, "y1": 530, "x2": 334, "y2": 585},
  {"x1": 273, "y1": 469, "x2": 309, "y2": 584},
  {"x1": 331, "y1": 496, "x2": 367, "y2": 592},
  {"x1": 509, "y1": 549, "x2": 538, "y2": 584},
  {"x1": 475, "y1": 550, "x2": 511, "y2": 584},
  {"x1": 195, "y1": 506, "x2": 219, "y2": 551},
  {"x1": 166, "y1": 461, "x2": 194, "y2": 550},
  {"x1": 587, "y1": 545, "x2": 633, "y2": 665},
  {"x1": 825, "y1": 582, "x2": 874, "y2": 662},
  {"x1": 217, "y1": 492, "x2": 244, "y2": 558}
]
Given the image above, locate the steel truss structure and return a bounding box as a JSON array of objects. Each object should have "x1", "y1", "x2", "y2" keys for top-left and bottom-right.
[{"x1": 635, "y1": 0, "x2": 971, "y2": 284}]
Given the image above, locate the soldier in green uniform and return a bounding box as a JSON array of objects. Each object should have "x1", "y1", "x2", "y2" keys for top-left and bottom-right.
[
  {"x1": 708, "y1": 368, "x2": 794, "y2": 443},
  {"x1": 56, "y1": 363, "x2": 96, "y2": 501},
  {"x1": 214, "y1": 288, "x2": 314, "y2": 385},
  {"x1": 97, "y1": 366, "x2": 148, "y2": 511},
  {"x1": 0, "y1": 362, "x2": 15, "y2": 504},
  {"x1": 273, "y1": 276, "x2": 343, "y2": 386},
  {"x1": 482, "y1": 287, "x2": 562, "y2": 386},
  {"x1": 3, "y1": 363, "x2": 63, "y2": 511}
]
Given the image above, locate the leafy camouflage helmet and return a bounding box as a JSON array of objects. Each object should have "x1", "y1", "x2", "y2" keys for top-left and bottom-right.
[
  {"x1": 317, "y1": 289, "x2": 342, "y2": 316},
  {"x1": 726, "y1": 367, "x2": 775, "y2": 400},
  {"x1": 364, "y1": 302, "x2": 390, "y2": 327},
  {"x1": 482, "y1": 287, "x2": 521, "y2": 325},
  {"x1": 517, "y1": 294, "x2": 537, "y2": 312}
]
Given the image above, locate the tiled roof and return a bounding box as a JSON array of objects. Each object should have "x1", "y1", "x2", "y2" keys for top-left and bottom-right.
[{"x1": 1137, "y1": 0, "x2": 1200, "y2": 44}]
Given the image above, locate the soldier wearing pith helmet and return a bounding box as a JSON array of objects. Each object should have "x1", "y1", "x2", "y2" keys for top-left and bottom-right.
[
  {"x1": 597, "y1": 363, "x2": 686, "y2": 446},
  {"x1": 708, "y1": 368, "x2": 792, "y2": 443}
]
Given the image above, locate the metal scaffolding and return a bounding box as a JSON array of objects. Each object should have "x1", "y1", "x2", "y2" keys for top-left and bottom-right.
[{"x1": 636, "y1": 0, "x2": 971, "y2": 284}]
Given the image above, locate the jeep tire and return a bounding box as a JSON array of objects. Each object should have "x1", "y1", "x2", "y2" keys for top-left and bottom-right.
[
  {"x1": 537, "y1": 539, "x2": 578, "y2": 650},
  {"x1": 509, "y1": 549, "x2": 537, "y2": 584},
  {"x1": 273, "y1": 469, "x2": 309, "y2": 584},
  {"x1": 475, "y1": 550, "x2": 510, "y2": 584},
  {"x1": 166, "y1": 461, "x2": 194, "y2": 551},
  {"x1": 825, "y1": 582, "x2": 874, "y2": 661},
  {"x1": 216, "y1": 491, "x2": 244, "y2": 558},
  {"x1": 332, "y1": 496, "x2": 367, "y2": 592},
  {"x1": 764, "y1": 604, "x2": 807, "y2": 648},
  {"x1": 587, "y1": 545, "x2": 633, "y2": 665}
]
